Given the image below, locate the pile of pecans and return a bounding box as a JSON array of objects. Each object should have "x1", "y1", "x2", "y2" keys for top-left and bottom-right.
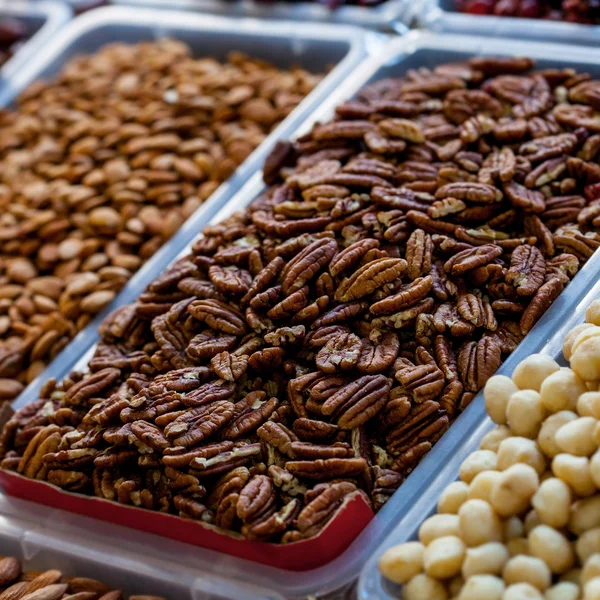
[
  {"x1": 378, "y1": 299, "x2": 600, "y2": 600},
  {"x1": 0, "y1": 555, "x2": 165, "y2": 599},
  {"x1": 0, "y1": 39, "x2": 322, "y2": 401},
  {"x1": 2, "y1": 55, "x2": 600, "y2": 544}
]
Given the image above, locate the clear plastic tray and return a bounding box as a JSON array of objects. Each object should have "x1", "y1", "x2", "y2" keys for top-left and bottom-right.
[
  {"x1": 0, "y1": 1, "x2": 71, "y2": 84},
  {"x1": 4, "y1": 5, "x2": 372, "y2": 414},
  {"x1": 111, "y1": 0, "x2": 419, "y2": 32},
  {"x1": 11, "y1": 30, "x2": 600, "y2": 600},
  {"x1": 0, "y1": 495, "x2": 203, "y2": 599},
  {"x1": 417, "y1": 0, "x2": 600, "y2": 45}
]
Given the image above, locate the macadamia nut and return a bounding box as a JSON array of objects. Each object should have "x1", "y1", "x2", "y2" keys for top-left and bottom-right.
[
  {"x1": 503, "y1": 582, "x2": 544, "y2": 599},
  {"x1": 378, "y1": 542, "x2": 424, "y2": 584},
  {"x1": 424, "y1": 536, "x2": 466, "y2": 579},
  {"x1": 569, "y1": 496, "x2": 600, "y2": 535},
  {"x1": 438, "y1": 481, "x2": 470, "y2": 515},
  {"x1": 404, "y1": 574, "x2": 448, "y2": 600},
  {"x1": 538, "y1": 412, "x2": 578, "y2": 458},
  {"x1": 462, "y1": 542, "x2": 509, "y2": 578},
  {"x1": 564, "y1": 323, "x2": 595, "y2": 361},
  {"x1": 540, "y1": 369, "x2": 587, "y2": 413},
  {"x1": 459, "y1": 500, "x2": 503, "y2": 547},
  {"x1": 572, "y1": 334, "x2": 600, "y2": 382},
  {"x1": 552, "y1": 454, "x2": 596, "y2": 497},
  {"x1": 512, "y1": 355, "x2": 560, "y2": 392},
  {"x1": 468, "y1": 471, "x2": 502, "y2": 503},
  {"x1": 578, "y1": 392, "x2": 600, "y2": 419},
  {"x1": 486, "y1": 376, "x2": 520, "y2": 425},
  {"x1": 576, "y1": 528, "x2": 600, "y2": 563},
  {"x1": 497, "y1": 437, "x2": 546, "y2": 475},
  {"x1": 586, "y1": 301, "x2": 600, "y2": 325},
  {"x1": 531, "y1": 478, "x2": 571, "y2": 529},
  {"x1": 544, "y1": 582, "x2": 579, "y2": 600},
  {"x1": 507, "y1": 390, "x2": 547, "y2": 438},
  {"x1": 581, "y1": 554, "x2": 600, "y2": 586},
  {"x1": 490, "y1": 464, "x2": 539, "y2": 517},
  {"x1": 460, "y1": 451, "x2": 498, "y2": 484},
  {"x1": 528, "y1": 525, "x2": 575, "y2": 574},
  {"x1": 584, "y1": 577, "x2": 600, "y2": 600},
  {"x1": 481, "y1": 426, "x2": 513, "y2": 452},
  {"x1": 503, "y1": 555, "x2": 551, "y2": 591},
  {"x1": 419, "y1": 514, "x2": 460, "y2": 546},
  {"x1": 458, "y1": 575, "x2": 505, "y2": 600},
  {"x1": 555, "y1": 417, "x2": 599, "y2": 456}
]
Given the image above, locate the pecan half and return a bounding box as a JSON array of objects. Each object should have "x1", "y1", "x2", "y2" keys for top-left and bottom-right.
[
  {"x1": 335, "y1": 258, "x2": 407, "y2": 303},
  {"x1": 321, "y1": 375, "x2": 391, "y2": 429},
  {"x1": 505, "y1": 244, "x2": 546, "y2": 296}
]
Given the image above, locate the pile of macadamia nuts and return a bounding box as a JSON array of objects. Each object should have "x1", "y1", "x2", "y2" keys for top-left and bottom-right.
[{"x1": 378, "y1": 298, "x2": 600, "y2": 600}]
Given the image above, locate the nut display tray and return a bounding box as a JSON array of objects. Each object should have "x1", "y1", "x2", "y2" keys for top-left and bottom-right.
[
  {"x1": 356, "y1": 233, "x2": 600, "y2": 600},
  {"x1": 0, "y1": 1, "x2": 71, "y2": 84},
  {"x1": 418, "y1": 0, "x2": 600, "y2": 45},
  {"x1": 10, "y1": 29, "x2": 600, "y2": 600},
  {"x1": 112, "y1": 0, "x2": 420, "y2": 32},
  {"x1": 5, "y1": 5, "x2": 370, "y2": 414}
]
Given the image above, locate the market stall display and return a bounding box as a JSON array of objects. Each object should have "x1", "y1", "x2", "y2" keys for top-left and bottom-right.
[
  {"x1": 3, "y1": 31, "x2": 600, "y2": 574},
  {"x1": 377, "y1": 298, "x2": 600, "y2": 600},
  {"x1": 2, "y1": 2, "x2": 600, "y2": 600}
]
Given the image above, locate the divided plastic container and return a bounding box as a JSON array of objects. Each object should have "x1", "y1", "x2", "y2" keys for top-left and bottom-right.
[
  {"x1": 4, "y1": 5, "x2": 372, "y2": 412},
  {"x1": 418, "y1": 0, "x2": 600, "y2": 45},
  {"x1": 111, "y1": 0, "x2": 420, "y2": 32},
  {"x1": 0, "y1": 1, "x2": 71, "y2": 84},
  {"x1": 10, "y1": 29, "x2": 600, "y2": 600}
]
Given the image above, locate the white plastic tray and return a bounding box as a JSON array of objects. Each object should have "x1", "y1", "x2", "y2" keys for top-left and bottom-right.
[{"x1": 357, "y1": 248, "x2": 600, "y2": 600}]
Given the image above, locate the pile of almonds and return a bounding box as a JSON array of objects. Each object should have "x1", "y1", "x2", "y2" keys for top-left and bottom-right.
[
  {"x1": 0, "y1": 555, "x2": 165, "y2": 599},
  {"x1": 0, "y1": 39, "x2": 322, "y2": 401}
]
